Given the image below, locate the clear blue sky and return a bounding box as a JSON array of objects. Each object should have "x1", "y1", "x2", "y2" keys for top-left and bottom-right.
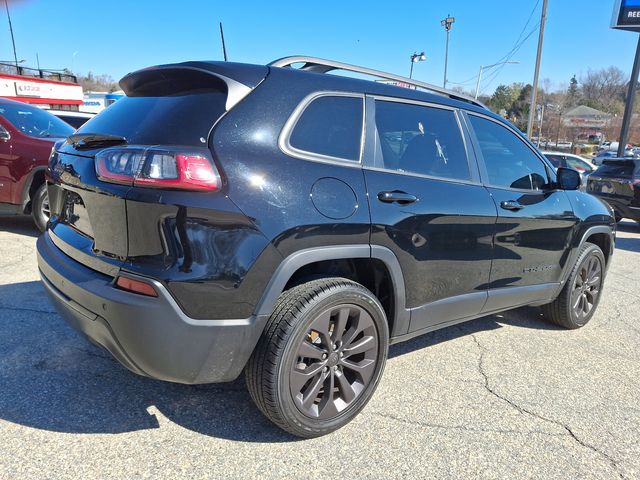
[{"x1": 1, "y1": 0, "x2": 638, "y2": 95}]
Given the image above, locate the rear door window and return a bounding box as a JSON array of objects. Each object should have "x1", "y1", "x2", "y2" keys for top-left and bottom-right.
[
  {"x1": 373, "y1": 100, "x2": 470, "y2": 181},
  {"x1": 287, "y1": 95, "x2": 363, "y2": 161},
  {"x1": 469, "y1": 115, "x2": 549, "y2": 190}
]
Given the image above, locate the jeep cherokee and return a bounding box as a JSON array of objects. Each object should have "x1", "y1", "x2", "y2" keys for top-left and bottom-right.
[{"x1": 37, "y1": 56, "x2": 615, "y2": 438}]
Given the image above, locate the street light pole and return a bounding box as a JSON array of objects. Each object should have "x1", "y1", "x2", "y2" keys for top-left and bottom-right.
[
  {"x1": 527, "y1": 0, "x2": 549, "y2": 138},
  {"x1": 474, "y1": 61, "x2": 520, "y2": 99},
  {"x1": 409, "y1": 52, "x2": 427, "y2": 78},
  {"x1": 409, "y1": 51, "x2": 426, "y2": 79},
  {"x1": 441, "y1": 15, "x2": 455, "y2": 88}
]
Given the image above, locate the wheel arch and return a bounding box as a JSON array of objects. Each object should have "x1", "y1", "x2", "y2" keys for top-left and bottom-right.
[
  {"x1": 20, "y1": 167, "x2": 47, "y2": 214},
  {"x1": 558, "y1": 225, "x2": 614, "y2": 293},
  {"x1": 253, "y1": 245, "x2": 410, "y2": 338}
]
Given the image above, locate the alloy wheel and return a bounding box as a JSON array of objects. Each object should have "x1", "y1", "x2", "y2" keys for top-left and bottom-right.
[
  {"x1": 42, "y1": 191, "x2": 50, "y2": 220},
  {"x1": 289, "y1": 304, "x2": 379, "y2": 420},
  {"x1": 571, "y1": 255, "x2": 602, "y2": 322}
]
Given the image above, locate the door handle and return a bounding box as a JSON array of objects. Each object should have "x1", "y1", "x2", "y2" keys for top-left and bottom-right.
[
  {"x1": 377, "y1": 191, "x2": 418, "y2": 204},
  {"x1": 500, "y1": 200, "x2": 524, "y2": 211}
]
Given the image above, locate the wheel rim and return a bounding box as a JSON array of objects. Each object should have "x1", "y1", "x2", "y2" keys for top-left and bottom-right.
[
  {"x1": 41, "y1": 191, "x2": 50, "y2": 219},
  {"x1": 289, "y1": 304, "x2": 379, "y2": 420},
  {"x1": 571, "y1": 254, "x2": 602, "y2": 322}
]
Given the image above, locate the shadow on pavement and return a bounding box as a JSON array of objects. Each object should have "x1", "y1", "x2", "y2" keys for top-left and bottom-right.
[
  {"x1": 0, "y1": 281, "x2": 294, "y2": 443},
  {"x1": 0, "y1": 216, "x2": 40, "y2": 238},
  {"x1": 0, "y1": 280, "x2": 560, "y2": 442}
]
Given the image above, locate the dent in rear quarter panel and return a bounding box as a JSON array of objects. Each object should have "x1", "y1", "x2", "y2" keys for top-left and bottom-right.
[
  {"x1": 122, "y1": 187, "x2": 282, "y2": 320},
  {"x1": 210, "y1": 68, "x2": 371, "y2": 260}
]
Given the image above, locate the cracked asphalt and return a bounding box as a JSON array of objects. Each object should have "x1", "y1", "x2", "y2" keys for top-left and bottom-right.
[{"x1": 1, "y1": 216, "x2": 639, "y2": 479}]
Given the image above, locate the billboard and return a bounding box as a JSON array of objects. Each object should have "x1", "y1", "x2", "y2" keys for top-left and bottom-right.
[{"x1": 612, "y1": 0, "x2": 640, "y2": 31}]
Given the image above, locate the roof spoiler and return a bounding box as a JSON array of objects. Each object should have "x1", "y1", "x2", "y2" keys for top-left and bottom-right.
[{"x1": 119, "y1": 61, "x2": 268, "y2": 111}]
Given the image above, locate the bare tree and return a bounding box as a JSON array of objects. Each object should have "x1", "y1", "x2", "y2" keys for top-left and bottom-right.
[
  {"x1": 580, "y1": 67, "x2": 627, "y2": 114},
  {"x1": 75, "y1": 71, "x2": 118, "y2": 92}
]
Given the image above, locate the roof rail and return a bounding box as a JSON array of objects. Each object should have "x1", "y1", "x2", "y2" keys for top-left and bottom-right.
[{"x1": 269, "y1": 56, "x2": 487, "y2": 109}]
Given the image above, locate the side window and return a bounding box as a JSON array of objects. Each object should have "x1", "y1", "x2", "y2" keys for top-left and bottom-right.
[
  {"x1": 288, "y1": 95, "x2": 363, "y2": 161},
  {"x1": 544, "y1": 154, "x2": 565, "y2": 168},
  {"x1": 374, "y1": 100, "x2": 470, "y2": 181},
  {"x1": 565, "y1": 157, "x2": 593, "y2": 173},
  {"x1": 469, "y1": 115, "x2": 549, "y2": 190}
]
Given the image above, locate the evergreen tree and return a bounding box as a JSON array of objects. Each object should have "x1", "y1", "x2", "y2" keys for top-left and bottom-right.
[{"x1": 567, "y1": 75, "x2": 579, "y2": 107}]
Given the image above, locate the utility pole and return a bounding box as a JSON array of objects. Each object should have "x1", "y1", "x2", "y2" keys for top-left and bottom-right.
[
  {"x1": 4, "y1": 0, "x2": 19, "y2": 70},
  {"x1": 441, "y1": 15, "x2": 455, "y2": 89},
  {"x1": 527, "y1": 0, "x2": 548, "y2": 139},
  {"x1": 618, "y1": 35, "x2": 640, "y2": 157},
  {"x1": 536, "y1": 104, "x2": 545, "y2": 147},
  {"x1": 219, "y1": 22, "x2": 228, "y2": 61}
]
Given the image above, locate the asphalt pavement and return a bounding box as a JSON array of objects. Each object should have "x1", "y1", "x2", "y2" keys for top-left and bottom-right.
[{"x1": 1, "y1": 216, "x2": 639, "y2": 479}]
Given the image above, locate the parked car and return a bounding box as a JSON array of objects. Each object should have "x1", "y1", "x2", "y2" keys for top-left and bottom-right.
[
  {"x1": 0, "y1": 98, "x2": 74, "y2": 230},
  {"x1": 555, "y1": 140, "x2": 573, "y2": 150},
  {"x1": 46, "y1": 110, "x2": 94, "y2": 129},
  {"x1": 593, "y1": 149, "x2": 636, "y2": 166},
  {"x1": 37, "y1": 56, "x2": 615, "y2": 438},
  {"x1": 587, "y1": 158, "x2": 640, "y2": 223},
  {"x1": 543, "y1": 151, "x2": 595, "y2": 187}
]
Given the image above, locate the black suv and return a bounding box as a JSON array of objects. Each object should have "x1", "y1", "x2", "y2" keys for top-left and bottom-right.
[
  {"x1": 587, "y1": 158, "x2": 640, "y2": 223},
  {"x1": 37, "y1": 56, "x2": 615, "y2": 438}
]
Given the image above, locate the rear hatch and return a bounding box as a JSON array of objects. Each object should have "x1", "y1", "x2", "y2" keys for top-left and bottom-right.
[
  {"x1": 47, "y1": 61, "x2": 267, "y2": 276},
  {"x1": 587, "y1": 159, "x2": 640, "y2": 208}
]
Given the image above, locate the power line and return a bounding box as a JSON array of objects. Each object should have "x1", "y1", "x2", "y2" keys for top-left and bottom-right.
[
  {"x1": 479, "y1": 21, "x2": 540, "y2": 95},
  {"x1": 466, "y1": 0, "x2": 541, "y2": 96}
]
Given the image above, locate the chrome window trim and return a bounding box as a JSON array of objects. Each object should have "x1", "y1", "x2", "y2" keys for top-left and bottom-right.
[
  {"x1": 363, "y1": 165, "x2": 481, "y2": 186},
  {"x1": 367, "y1": 95, "x2": 478, "y2": 184},
  {"x1": 465, "y1": 111, "x2": 557, "y2": 193},
  {"x1": 278, "y1": 91, "x2": 365, "y2": 166}
]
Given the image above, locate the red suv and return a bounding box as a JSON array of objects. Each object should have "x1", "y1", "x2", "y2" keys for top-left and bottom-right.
[{"x1": 0, "y1": 98, "x2": 74, "y2": 230}]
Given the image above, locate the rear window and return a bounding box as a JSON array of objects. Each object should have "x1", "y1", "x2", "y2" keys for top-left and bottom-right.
[
  {"x1": 594, "y1": 160, "x2": 640, "y2": 177},
  {"x1": 0, "y1": 102, "x2": 73, "y2": 139},
  {"x1": 75, "y1": 93, "x2": 227, "y2": 146}
]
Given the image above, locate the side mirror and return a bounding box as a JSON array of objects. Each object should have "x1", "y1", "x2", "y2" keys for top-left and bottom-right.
[{"x1": 556, "y1": 167, "x2": 581, "y2": 190}]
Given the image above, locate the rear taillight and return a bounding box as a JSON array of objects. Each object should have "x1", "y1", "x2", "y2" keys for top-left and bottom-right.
[{"x1": 95, "y1": 146, "x2": 220, "y2": 191}]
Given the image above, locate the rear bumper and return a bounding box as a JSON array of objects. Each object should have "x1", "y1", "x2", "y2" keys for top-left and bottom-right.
[
  {"x1": 592, "y1": 195, "x2": 640, "y2": 221},
  {"x1": 37, "y1": 232, "x2": 268, "y2": 384}
]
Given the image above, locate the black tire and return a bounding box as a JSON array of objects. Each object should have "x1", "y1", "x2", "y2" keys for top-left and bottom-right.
[
  {"x1": 31, "y1": 183, "x2": 50, "y2": 232},
  {"x1": 245, "y1": 277, "x2": 389, "y2": 438},
  {"x1": 542, "y1": 242, "x2": 605, "y2": 329}
]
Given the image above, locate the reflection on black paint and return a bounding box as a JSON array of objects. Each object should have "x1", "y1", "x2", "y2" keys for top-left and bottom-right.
[{"x1": 175, "y1": 207, "x2": 193, "y2": 273}]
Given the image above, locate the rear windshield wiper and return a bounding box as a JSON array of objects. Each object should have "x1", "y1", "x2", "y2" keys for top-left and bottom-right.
[{"x1": 68, "y1": 133, "x2": 128, "y2": 150}]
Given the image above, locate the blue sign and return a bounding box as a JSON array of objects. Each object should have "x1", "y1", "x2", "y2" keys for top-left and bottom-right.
[{"x1": 616, "y1": 0, "x2": 640, "y2": 28}]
